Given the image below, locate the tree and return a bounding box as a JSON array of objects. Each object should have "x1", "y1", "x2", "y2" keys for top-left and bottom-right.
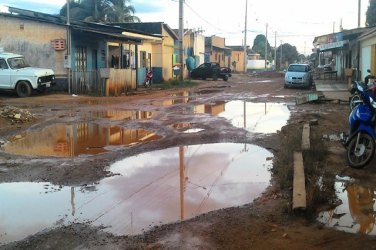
[
  {"x1": 276, "y1": 43, "x2": 299, "y2": 69},
  {"x1": 251, "y1": 34, "x2": 272, "y2": 60},
  {"x1": 366, "y1": 0, "x2": 376, "y2": 27},
  {"x1": 104, "y1": 0, "x2": 141, "y2": 23},
  {"x1": 60, "y1": 0, "x2": 140, "y2": 23}
]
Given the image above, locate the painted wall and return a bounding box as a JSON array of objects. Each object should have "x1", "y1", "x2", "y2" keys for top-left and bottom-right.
[
  {"x1": 161, "y1": 27, "x2": 175, "y2": 81},
  {"x1": 211, "y1": 36, "x2": 225, "y2": 48},
  {"x1": 185, "y1": 31, "x2": 205, "y2": 68},
  {"x1": 360, "y1": 37, "x2": 376, "y2": 79},
  {"x1": 231, "y1": 50, "x2": 246, "y2": 72},
  {"x1": 0, "y1": 15, "x2": 66, "y2": 76},
  {"x1": 137, "y1": 42, "x2": 153, "y2": 85},
  {"x1": 72, "y1": 31, "x2": 107, "y2": 71}
]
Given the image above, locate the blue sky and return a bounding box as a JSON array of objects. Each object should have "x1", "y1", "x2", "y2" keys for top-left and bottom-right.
[{"x1": 0, "y1": 0, "x2": 371, "y2": 54}]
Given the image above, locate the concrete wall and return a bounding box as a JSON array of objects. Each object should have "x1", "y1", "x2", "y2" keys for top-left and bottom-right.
[
  {"x1": 162, "y1": 27, "x2": 174, "y2": 81},
  {"x1": 360, "y1": 37, "x2": 376, "y2": 78},
  {"x1": 0, "y1": 15, "x2": 67, "y2": 76},
  {"x1": 211, "y1": 36, "x2": 225, "y2": 48},
  {"x1": 231, "y1": 50, "x2": 246, "y2": 72}
]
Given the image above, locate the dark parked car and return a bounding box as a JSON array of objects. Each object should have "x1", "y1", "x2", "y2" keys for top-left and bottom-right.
[
  {"x1": 284, "y1": 63, "x2": 313, "y2": 89},
  {"x1": 190, "y1": 62, "x2": 232, "y2": 81}
]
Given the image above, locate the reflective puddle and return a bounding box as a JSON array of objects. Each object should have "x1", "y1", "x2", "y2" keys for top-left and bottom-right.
[
  {"x1": 317, "y1": 177, "x2": 376, "y2": 235},
  {"x1": 0, "y1": 143, "x2": 272, "y2": 244},
  {"x1": 217, "y1": 101, "x2": 290, "y2": 134},
  {"x1": 3, "y1": 123, "x2": 160, "y2": 157},
  {"x1": 87, "y1": 110, "x2": 154, "y2": 120}
]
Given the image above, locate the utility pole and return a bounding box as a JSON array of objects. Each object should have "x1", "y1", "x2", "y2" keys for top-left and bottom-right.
[
  {"x1": 66, "y1": 0, "x2": 71, "y2": 94},
  {"x1": 274, "y1": 31, "x2": 277, "y2": 70},
  {"x1": 358, "y1": 0, "x2": 361, "y2": 28},
  {"x1": 280, "y1": 40, "x2": 283, "y2": 70},
  {"x1": 265, "y1": 23, "x2": 268, "y2": 69},
  {"x1": 179, "y1": 0, "x2": 184, "y2": 81},
  {"x1": 243, "y1": 0, "x2": 248, "y2": 73}
]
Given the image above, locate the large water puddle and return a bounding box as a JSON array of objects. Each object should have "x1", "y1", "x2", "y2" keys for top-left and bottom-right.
[
  {"x1": 318, "y1": 177, "x2": 376, "y2": 235},
  {"x1": 3, "y1": 123, "x2": 160, "y2": 157},
  {"x1": 0, "y1": 143, "x2": 272, "y2": 244},
  {"x1": 216, "y1": 101, "x2": 290, "y2": 134}
]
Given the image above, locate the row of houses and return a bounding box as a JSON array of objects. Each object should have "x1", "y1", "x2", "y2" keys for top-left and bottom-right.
[
  {"x1": 313, "y1": 26, "x2": 376, "y2": 83},
  {"x1": 0, "y1": 7, "x2": 248, "y2": 96}
]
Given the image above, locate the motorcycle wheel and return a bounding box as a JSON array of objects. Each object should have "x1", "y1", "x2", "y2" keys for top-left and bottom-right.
[
  {"x1": 349, "y1": 94, "x2": 361, "y2": 110},
  {"x1": 347, "y1": 132, "x2": 375, "y2": 168}
]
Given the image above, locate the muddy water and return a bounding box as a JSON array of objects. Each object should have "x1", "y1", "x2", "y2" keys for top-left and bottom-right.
[
  {"x1": 317, "y1": 177, "x2": 376, "y2": 235},
  {"x1": 0, "y1": 143, "x2": 273, "y2": 244},
  {"x1": 3, "y1": 123, "x2": 160, "y2": 157}
]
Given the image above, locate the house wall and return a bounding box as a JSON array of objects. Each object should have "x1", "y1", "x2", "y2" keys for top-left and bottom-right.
[
  {"x1": 211, "y1": 36, "x2": 225, "y2": 48},
  {"x1": 231, "y1": 50, "x2": 246, "y2": 72},
  {"x1": 0, "y1": 15, "x2": 67, "y2": 76},
  {"x1": 162, "y1": 27, "x2": 175, "y2": 81},
  {"x1": 137, "y1": 42, "x2": 153, "y2": 85},
  {"x1": 195, "y1": 34, "x2": 205, "y2": 67},
  {"x1": 360, "y1": 37, "x2": 376, "y2": 79},
  {"x1": 72, "y1": 32, "x2": 107, "y2": 71}
]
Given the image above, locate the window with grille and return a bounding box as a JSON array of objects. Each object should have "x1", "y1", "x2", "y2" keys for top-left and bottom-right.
[{"x1": 75, "y1": 47, "x2": 87, "y2": 71}]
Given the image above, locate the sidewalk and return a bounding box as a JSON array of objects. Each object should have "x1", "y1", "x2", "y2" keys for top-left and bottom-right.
[{"x1": 314, "y1": 79, "x2": 350, "y2": 102}]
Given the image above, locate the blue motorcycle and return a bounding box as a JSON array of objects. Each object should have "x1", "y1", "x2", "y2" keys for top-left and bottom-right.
[{"x1": 341, "y1": 81, "x2": 376, "y2": 168}]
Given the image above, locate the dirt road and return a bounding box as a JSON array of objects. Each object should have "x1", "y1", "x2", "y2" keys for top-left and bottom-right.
[{"x1": 1, "y1": 73, "x2": 376, "y2": 249}]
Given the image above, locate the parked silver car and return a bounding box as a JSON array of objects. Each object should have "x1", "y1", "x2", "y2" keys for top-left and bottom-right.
[{"x1": 284, "y1": 63, "x2": 313, "y2": 89}]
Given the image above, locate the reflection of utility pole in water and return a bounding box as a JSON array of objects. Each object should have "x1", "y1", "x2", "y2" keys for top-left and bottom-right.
[
  {"x1": 243, "y1": 101, "x2": 247, "y2": 152},
  {"x1": 71, "y1": 187, "x2": 75, "y2": 216},
  {"x1": 179, "y1": 146, "x2": 185, "y2": 220},
  {"x1": 264, "y1": 102, "x2": 267, "y2": 115},
  {"x1": 68, "y1": 125, "x2": 74, "y2": 157}
]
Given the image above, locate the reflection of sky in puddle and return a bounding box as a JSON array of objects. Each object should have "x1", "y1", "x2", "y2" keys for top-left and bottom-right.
[
  {"x1": 218, "y1": 101, "x2": 290, "y2": 134},
  {"x1": 3, "y1": 123, "x2": 160, "y2": 157},
  {"x1": 250, "y1": 80, "x2": 273, "y2": 83},
  {"x1": 0, "y1": 143, "x2": 272, "y2": 244},
  {"x1": 317, "y1": 178, "x2": 376, "y2": 235}
]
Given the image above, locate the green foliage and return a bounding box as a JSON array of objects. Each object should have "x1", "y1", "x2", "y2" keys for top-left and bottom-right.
[
  {"x1": 366, "y1": 0, "x2": 376, "y2": 26},
  {"x1": 276, "y1": 43, "x2": 299, "y2": 69},
  {"x1": 251, "y1": 34, "x2": 272, "y2": 60},
  {"x1": 60, "y1": 0, "x2": 140, "y2": 23}
]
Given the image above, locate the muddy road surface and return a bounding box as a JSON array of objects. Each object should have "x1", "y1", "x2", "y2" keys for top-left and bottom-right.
[{"x1": 1, "y1": 73, "x2": 376, "y2": 249}]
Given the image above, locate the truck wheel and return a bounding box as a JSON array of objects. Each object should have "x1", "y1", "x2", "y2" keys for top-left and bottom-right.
[
  {"x1": 213, "y1": 74, "x2": 218, "y2": 81},
  {"x1": 222, "y1": 75, "x2": 229, "y2": 81},
  {"x1": 16, "y1": 81, "x2": 32, "y2": 97}
]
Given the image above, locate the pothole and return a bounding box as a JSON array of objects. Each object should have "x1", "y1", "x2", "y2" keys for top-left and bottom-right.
[
  {"x1": 318, "y1": 176, "x2": 376, "y2": 235},
  {"x1": 3, "y1": 123, "x2": 161, "y2": 157},
  {"x1": 0, "y1": 143, "x2": 273, "y2": 243}
]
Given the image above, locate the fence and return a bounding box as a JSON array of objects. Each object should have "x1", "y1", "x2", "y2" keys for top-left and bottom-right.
[{"x1": 72, "y1": 68, "x2": 137, "y2": 96}]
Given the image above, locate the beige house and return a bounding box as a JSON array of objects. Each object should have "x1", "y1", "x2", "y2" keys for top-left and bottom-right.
[
  {"x1": 205, "y1": 35, "x2": 232, "y2": 68},
  {"x1": 228, "y1": 46, "x2": 249, "y2": 73},
  {"x1": 117, "y1": 22, "x2": 178, "y2": 82}
]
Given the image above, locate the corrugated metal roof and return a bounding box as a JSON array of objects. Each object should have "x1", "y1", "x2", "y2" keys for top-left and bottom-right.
[{"x1": 71, "y1": 26, "x2": 142, "y2": 43}]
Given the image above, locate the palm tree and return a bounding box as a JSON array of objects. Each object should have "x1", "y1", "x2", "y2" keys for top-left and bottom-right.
[
  {"x1": 60, "y1": 0, "x2": 140, "y2": 23},
  {"x1": 104, "y1": 0, "x2": 140, "y2": 23}
]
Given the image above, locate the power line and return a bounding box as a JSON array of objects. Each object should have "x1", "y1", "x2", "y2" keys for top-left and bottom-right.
[{"x1": 184, "y1": 0, "x2": 227, "y2": 33}]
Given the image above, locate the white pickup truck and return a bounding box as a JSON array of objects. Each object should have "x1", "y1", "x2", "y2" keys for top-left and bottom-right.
[{"x1": 0, "y1": 51, "x2": 55, "y2": 97}]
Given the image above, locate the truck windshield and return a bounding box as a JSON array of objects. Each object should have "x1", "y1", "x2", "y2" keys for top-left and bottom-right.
[{"x1": 7, "y1": 57, "x2": 28, "y2": 69}]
